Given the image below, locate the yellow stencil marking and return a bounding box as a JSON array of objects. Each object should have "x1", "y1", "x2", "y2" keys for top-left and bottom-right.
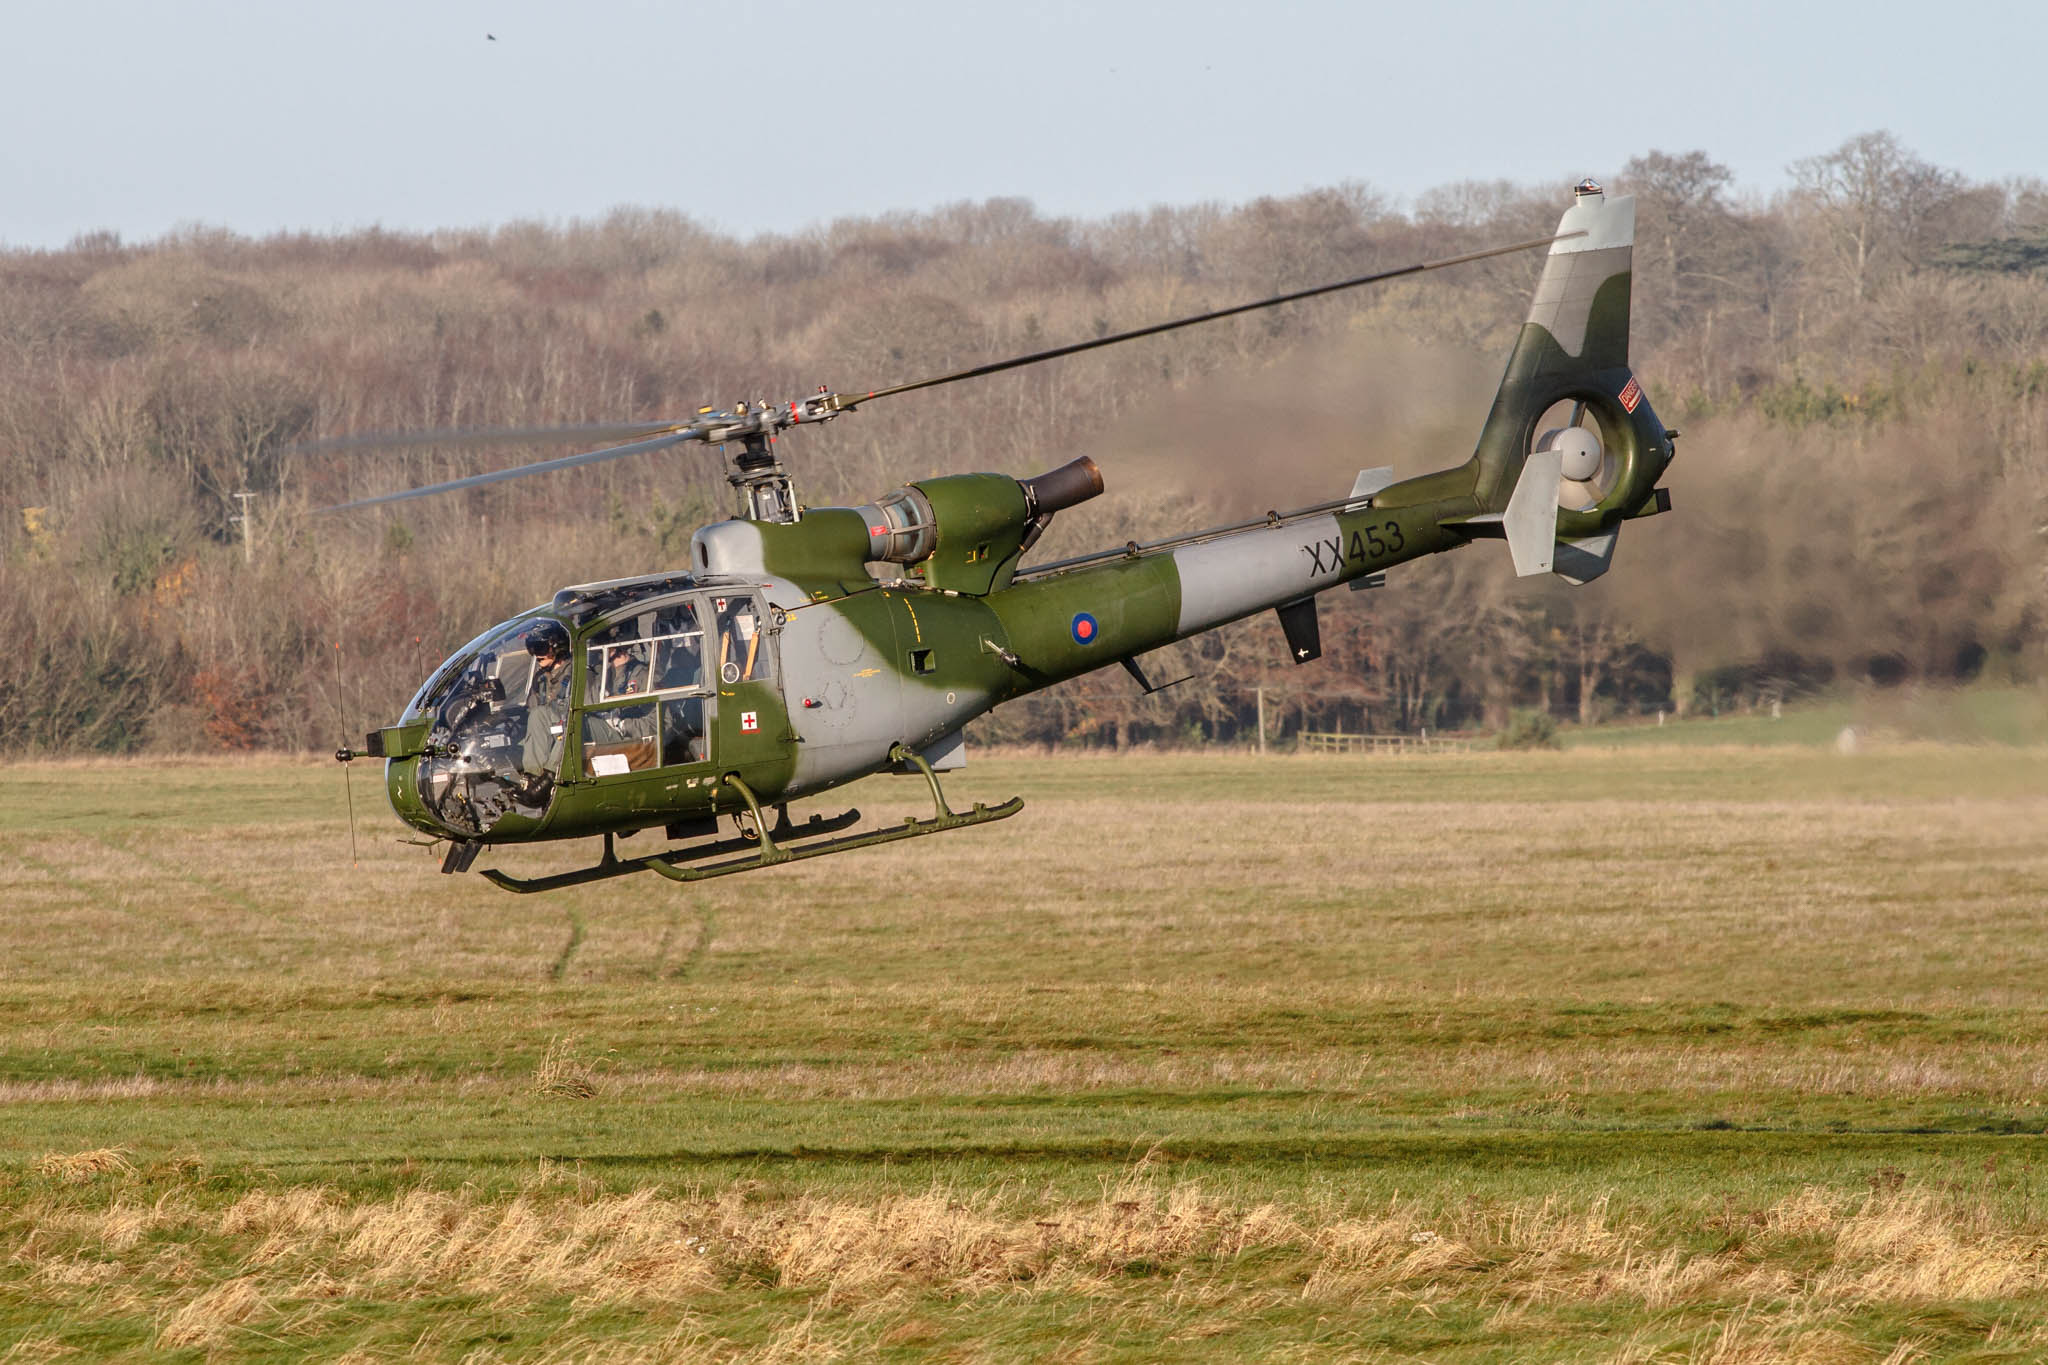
[{"x1": 903, "y1": 599, "x2": 923, "y2": 643}]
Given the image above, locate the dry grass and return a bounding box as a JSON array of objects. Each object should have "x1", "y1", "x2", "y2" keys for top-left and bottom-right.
[
  {"x1": 9, "y1": 1171, "x2": 2048, "y2": 1360},
  {"x1": 33, "y1": 1149, "x2": 134, "y2": 1184},
  {"x1": 155, "y1": 1277, "x2": 268, "y2": 1350},
  {"x1": 532, "y1": 1035, "x2": 601, "y2": 1100}
]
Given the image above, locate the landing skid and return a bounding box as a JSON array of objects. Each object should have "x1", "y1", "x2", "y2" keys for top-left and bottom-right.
[{"x1": 477, "y1": 746, "x2": 1023, "y2": 893}]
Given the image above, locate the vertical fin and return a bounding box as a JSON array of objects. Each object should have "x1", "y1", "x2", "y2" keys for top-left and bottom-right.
[
  {"x1": 1523, "y1": 192, "x2": 1636, "y2": 369},
  {"x1": 1471, "y1": 189, "x2": 1637, "y2": 512},
  {"x1": 1503, "y1": 450, "x2": 1563, "y2": 577}
]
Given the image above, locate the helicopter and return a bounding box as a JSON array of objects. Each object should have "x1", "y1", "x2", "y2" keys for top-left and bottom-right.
[{"x1": 329, "y1": 181, "x2": 1673, "y2": 892}]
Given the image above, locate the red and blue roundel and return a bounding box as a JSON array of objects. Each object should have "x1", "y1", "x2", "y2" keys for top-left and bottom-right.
[{"x1": 1070, "y1": 612, "x2": 1099, "y2": 645}]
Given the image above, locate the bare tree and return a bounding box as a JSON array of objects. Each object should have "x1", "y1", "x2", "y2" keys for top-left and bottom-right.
[{"x1": 1789, "y1": 131, "x2": 1965, "y2": 303}]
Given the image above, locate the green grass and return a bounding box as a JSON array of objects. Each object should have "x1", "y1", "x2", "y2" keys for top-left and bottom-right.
[
  {"x1": 3, "y1": 745, "x2": 2047, "y2": 1359},
  {"x1": 1564, "y1": 685, "x2": 2048, "y2": 749}
]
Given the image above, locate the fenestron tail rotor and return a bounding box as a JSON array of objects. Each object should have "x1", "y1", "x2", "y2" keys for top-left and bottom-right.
[
  {"x1": 1538, "y1": 401, "x2": 1622, "y2": 512},
  {"x1": 304, "y1": 230, "x2": 1582, "y2": 521}
]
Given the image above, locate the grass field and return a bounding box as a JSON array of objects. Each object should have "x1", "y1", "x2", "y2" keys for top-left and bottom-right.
[
  {"x1": 1561, "y1": 687, "x2": 2048, "y2": 751},
  {"x1": 4, "y1": 742, "x2": 2047, "y2": 1361}
]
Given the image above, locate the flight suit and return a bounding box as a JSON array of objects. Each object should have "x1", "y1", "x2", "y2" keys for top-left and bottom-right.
[{"x1": 522, "y1": 657, "x2": 571, "y2": 777}]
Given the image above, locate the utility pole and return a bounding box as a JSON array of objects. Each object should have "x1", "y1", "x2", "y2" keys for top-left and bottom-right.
[{"x1": 231, "y1": 491, "x2": 255, "y2": 565}]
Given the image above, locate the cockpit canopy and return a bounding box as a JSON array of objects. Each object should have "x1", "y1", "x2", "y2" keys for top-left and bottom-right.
[{"x1": 400, "y1": 578, "x2": 774, "y2": 841}]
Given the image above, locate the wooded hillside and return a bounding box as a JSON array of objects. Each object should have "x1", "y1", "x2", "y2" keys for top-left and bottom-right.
[{"x1": 3, "y1": 132, "x2": 2043, "y2": 753}]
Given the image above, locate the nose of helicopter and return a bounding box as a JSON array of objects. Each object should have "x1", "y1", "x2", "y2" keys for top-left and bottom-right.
[
  {"x1": 376, "y1": 728, "x2": 559, "y2": 845},
  {"x1": 382, "y1": 751, "x2": 440, "y2": 837}
]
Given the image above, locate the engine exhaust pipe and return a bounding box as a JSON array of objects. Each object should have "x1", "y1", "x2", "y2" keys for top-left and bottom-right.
[{"x1": 1019, "y1": 456, "x2": 1104, "y2": 517}]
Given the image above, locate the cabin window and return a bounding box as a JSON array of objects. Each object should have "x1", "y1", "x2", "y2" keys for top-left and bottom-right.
[
  {"x1": 587, "y1": 601, "x2": 709, "y2": 701},
  {"x1": 408, "y1": 614, "x2": 575, "y2": 837},
  {"x1": 712, "y1": 595, "x2": 771, "y2": 684},
  {"x1": 582, "y1": 697, "x2": 713, "y2": 777},
  {"x1": 579, "y1": 598, "x2": 725, "y2": 779},
  {"x1": 909, "y1": 648, "x2": 935, "y2": 674},
  {"x1": 651, "y1": 603, "x2": 707, "y2": 693},
  {"x1": 661, "y1": 697, "x2": 708, "y2": 766},
  {"x1": 583, "y1": 702, "x2": 658, "y2": 776}
]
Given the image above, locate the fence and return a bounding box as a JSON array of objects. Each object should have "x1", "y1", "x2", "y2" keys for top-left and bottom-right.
[{"x1": 1295, "y1": 731, "x2": 1478, "y2": 755}]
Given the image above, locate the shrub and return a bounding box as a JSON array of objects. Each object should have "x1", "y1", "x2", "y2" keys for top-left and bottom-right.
[{"x1": 1496, "y1": 709, "x2": 1559, "y2": 750}]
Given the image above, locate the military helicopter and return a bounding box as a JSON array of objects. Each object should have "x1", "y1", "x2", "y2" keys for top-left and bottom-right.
[{"x1": 329, "y1": 182, "x2": 1673, "y2": 892}]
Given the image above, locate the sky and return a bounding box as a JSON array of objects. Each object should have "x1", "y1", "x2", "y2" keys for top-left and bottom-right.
[{"x1": 3, "y1": 0, "x2": 2043, "y2": 249}]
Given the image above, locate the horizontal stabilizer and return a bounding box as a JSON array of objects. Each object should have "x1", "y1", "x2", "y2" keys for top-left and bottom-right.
[{"x1": 1553, "y1": 530, "x2": 1618, "y2": 586}]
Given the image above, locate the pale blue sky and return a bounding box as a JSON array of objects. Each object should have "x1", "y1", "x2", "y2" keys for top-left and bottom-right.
[{"x1": 3, "y1": 0, "x2": 2042, "y2": 248}]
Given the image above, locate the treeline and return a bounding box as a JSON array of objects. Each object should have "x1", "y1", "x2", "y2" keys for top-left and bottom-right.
[{"x1": 1, "y1": 132, "x2": 2043, "y2": 754}]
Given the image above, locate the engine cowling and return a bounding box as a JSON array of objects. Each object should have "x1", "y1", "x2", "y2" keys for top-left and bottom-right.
[{"x1": 858, "y1": 457, "x2": 1103, "y2": 594}]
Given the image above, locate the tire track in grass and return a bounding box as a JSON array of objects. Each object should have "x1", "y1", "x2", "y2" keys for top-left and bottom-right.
[
  {"x1": 550, "y1": 909, "x2": 587, "y2": 981},
  {"x1": 636, "y1": 898, "x2": 717, "y2": 981},
  {"x1": 2, "y1": 834, "x2": 223, "y2": 966},
  {"x1": 649, "y1": 907, "x2": 682, "y2": 979},
  {"x1": 534, "y1": 1127, "x2": 2038, "y2": 1174},
  {"x1": 89, "y1": 832, "x2": 285, "y2": 922},
  {"x1": 1, "y1": 836, "x2": 111, "y2": 905},
  {"x1": 673, "y1": 904, "x2": 719, "y2": 981}
]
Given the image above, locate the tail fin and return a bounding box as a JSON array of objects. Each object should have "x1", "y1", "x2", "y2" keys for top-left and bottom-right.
[{"x1": 1462, "y1": 183, "x2": 1673, "y2": 581}]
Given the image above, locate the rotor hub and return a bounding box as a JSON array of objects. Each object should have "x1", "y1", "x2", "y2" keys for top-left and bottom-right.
[{"x1": 1541, "y1": 425, "x2": 1604, "y2": 482}]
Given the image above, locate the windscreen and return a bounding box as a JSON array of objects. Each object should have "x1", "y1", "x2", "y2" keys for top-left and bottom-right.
[{"x1": 410, "y1": 614, "x2": 569, "y2": 837}]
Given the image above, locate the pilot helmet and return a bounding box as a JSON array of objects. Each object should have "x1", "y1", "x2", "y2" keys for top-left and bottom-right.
[{"x1": 525, "y1": 620, "x2": 569, "y2": 659}]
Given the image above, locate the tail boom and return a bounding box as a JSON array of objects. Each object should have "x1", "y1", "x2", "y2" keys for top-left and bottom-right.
[
  {"x1": 987, "y1": 493, "x2": 1463, "y2": 688},
  {"x1": 985, "y1": 183, "x2": 1675, "y2": 694}
]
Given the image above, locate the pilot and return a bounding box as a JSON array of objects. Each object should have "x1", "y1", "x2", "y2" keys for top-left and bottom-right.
[{"x1": 519, "y1": 620, "x2": 572, "y2": 785}]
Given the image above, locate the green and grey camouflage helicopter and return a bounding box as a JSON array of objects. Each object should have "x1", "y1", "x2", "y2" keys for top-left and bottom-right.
[{"x1": 331, "y1": 181, "x2": 1674, "y2": 892}]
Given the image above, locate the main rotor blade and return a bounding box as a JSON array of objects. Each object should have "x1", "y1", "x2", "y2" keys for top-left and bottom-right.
[
  {"x1": 839, "y1": 230, "x2": 1582, "y2": 409},
  {"x1": 291, "y1": 420, "x2": 688, "y2": 458},
  {"x1": 315, "y1": 425, "x2": 702, "y2": 513}
]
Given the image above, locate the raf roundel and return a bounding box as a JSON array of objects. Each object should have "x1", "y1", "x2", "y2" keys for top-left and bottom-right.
[{"x1": 1070, "y1": 612, "x2": 1099, "y2": 645}]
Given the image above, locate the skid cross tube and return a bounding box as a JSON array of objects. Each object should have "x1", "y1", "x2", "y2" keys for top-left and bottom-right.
[
  {"x1": 646, "y1": 754, "x2": 1022, "y2": 883},
  {"x1": 476, "y1": 755, "x2": 1021, "y2": 893}
]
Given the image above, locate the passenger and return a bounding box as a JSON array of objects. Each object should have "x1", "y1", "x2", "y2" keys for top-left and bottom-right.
[
  {"x1": 598, "y1": 643, "x2": 657, "y2": 745},
  {"x1": 605, "y1": 641, "x2": 651, "y2": 698}
]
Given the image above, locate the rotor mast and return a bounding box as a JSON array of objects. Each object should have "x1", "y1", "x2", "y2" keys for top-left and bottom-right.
[{"x1": 726, "y1": 417, "x2": 799, "y2": 523}]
